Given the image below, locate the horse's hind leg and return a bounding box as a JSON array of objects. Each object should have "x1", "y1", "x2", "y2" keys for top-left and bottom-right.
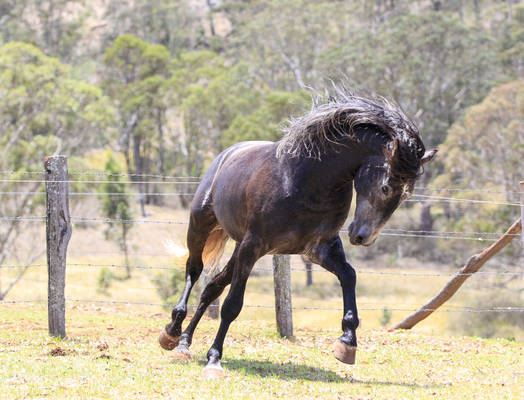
[
  {"x1": 171, "y1": 244, "x2": 238, "y2": 360},
  {"x1": 159, "y1": 206, "x2": 217, "y2": 351},
  {"x1": 203, "y1": 234, "x2": 264, "y2": 378}
]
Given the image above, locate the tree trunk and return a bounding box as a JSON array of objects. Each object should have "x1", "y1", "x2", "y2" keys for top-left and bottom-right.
[
  {"x1": 420, "y1": 203, "x2": 434, "y2": 232},
  {"x1": 133, "y1": 134, "x2": 148, "y2": 217}
]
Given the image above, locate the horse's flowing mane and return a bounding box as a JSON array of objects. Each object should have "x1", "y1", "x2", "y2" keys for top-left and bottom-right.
[{"x1": 277, "y1": 88, "x2": 425, "y2": 182}]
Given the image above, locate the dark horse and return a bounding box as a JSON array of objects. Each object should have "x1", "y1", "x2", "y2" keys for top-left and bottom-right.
[{"x1": 158, "y1": 91, "x2": 437, "y2": 378}]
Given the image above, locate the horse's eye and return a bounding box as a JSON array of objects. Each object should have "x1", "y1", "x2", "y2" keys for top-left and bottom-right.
[{"x1": 381, "y1": 185, "x2": 390, "y2": 196}]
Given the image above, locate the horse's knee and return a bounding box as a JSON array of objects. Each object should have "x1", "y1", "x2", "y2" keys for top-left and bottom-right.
[{"x1": 338, "y1": 264, "x2": 356, "y2": 286}]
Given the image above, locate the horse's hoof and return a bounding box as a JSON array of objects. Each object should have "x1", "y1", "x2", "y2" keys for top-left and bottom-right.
[
  {"x1": 158, "y1": 330, "x2": 179, "y2": 351},
  {"x1": 171, "y1": 347, "x2": 192, "y2": 362},
  {"x1": 202, "y1": 365, "x2": 224, "y2": 379},
  {"x1": 333, "y1": 340, "x2": 357, "y2": 365}
]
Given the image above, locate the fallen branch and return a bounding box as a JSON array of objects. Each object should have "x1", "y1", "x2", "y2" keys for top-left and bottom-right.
[{"x1": 392, "y1": 219, "x2": 522, "y2": 330}]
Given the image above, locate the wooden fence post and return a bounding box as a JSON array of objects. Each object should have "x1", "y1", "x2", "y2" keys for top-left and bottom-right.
[
  {"x1": 45, "y1": 156, "x2": 72, "y2": 338},
  {"x1": 273, "y1": 255, "x2": 293, "y2": 338}
]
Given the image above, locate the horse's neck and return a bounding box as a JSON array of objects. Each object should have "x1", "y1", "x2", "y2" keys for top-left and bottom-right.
[{"x1": 292, "y1": 143, "x2": 369, "y2": 192}]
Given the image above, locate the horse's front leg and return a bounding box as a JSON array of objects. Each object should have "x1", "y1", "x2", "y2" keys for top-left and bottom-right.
[{"x1": 309, "y1": 236, "x2": 359, "y2": 364}]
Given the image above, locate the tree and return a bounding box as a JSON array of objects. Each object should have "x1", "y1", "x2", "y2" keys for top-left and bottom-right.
[
  {"x1": 320, "y1": 12, "x2": 499, "y2": 232},
  {"x1": 223, "y1": 0, "x2": 349, "y2": 91},
  {"x1": 103, "y1": 34, "x2": 171, "y2": 215},
  {"x1": 433, "y1": 80, "x2": 524, "y2": 261},
  {"x1": 98, "y1": 152, "x2": 134, "y2": 279},
  {"x1": 166, "y1": 51, "x2": 261, "y2": 206},
  {"x1": 0, "y1": 42, "x2": 113, "y2": 298},
  {"x1": 0, "y1": 0, "x2": 88, "y2": 62},
  {"x1": 102, "y1": 0, "x2": 201, "y2": 56},
  {"x1": 221, "y1": 90, "x2": 310, "y2": 148}
]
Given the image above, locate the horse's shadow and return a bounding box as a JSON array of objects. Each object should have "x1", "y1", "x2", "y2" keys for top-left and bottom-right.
[{"x1": 202, "y1": 358, "x2": 444, "y2": 388}]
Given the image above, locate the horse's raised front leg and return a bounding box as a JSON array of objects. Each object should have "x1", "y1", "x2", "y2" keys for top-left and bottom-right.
[
  {"x1": 203, "y1": 234, "x2": 263, "y2": 379},
  {"x1": 309, "y1": 236, "x2": 359, "y2": 364},
  {"x1": 170, "y1": 245, "x2": 238, "y2": 361},
  {"x1": 159, "y1": 208, "x2": 217, "y2": 351}
]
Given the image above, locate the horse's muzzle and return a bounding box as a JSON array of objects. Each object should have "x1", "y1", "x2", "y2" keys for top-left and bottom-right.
[{"x1": 348, "y1": 223, "x2": 373, "y2": 246}]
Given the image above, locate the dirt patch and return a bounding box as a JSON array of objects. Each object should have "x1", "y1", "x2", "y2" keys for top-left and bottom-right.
[
  {"x1": 48, "y1": 347, "x2": 76, "y2": 357},
  {"x1": 96, "y1": 342, "x2": 109, "y2": 351}
]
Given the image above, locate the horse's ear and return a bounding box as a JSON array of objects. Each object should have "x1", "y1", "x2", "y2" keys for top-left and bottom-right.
[{"x1": 420, "y1": 149, "x2": 438, "y2": 165}]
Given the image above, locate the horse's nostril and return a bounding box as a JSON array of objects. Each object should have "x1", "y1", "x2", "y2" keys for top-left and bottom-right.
[{"x1": 355, "y1": 235, "x2": 364, "y2": 244}]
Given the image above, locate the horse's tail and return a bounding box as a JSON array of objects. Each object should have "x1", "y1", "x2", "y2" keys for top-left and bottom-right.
[{"x1": 202, "y1": 226, "x2": 229, "y2": 272}]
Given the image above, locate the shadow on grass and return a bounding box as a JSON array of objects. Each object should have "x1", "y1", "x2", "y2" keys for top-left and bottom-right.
[{"x1": 203, "y1": 358, "x2": 445, "y2": 388}]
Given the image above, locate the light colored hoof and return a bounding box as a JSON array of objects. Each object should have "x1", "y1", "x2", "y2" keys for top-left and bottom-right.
[
  {"x1": 333, "y1": 340, "x2": 357, "y2": 365},
  {"x1": 170, "y1": 348, "x2": 192, "y2": 362},
  {"x1": 158, "y1": 330, "x2": 179, "y2": 351},
  {"x1": 202, "y1": 365, "x2": 224, "y2": 379}
]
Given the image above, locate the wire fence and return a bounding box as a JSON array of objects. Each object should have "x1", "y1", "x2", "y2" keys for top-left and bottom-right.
[
  {"x1": 1, "y1": 215, "x2": 522, "y2": 242},
  {"x1": 1, "y1": 168, "x2": 523, "y2": 322},
  {"x1": 1, "y1": 298, "x2": 523, "y2": 314}
]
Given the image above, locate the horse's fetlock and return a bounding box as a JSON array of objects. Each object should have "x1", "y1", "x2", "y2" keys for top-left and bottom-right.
[
  {"x1": 206, "y1": 347, "x2": 221, "y2": 363},
  {"x1": 342, "y1": 310, "x2": 359, "y2": 330}
]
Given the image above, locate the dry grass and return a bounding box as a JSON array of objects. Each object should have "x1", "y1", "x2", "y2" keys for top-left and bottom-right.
[{"x1": 0, "y1": 303, "x2": 522, "y2": 400}]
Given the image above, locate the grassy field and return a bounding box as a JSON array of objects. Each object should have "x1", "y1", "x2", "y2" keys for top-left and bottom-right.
[{"x1": 1, "y1": 303, "x2": 522, "y2": 400}]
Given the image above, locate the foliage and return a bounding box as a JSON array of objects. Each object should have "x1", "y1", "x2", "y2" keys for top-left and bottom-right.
[
  {"x1": 321, "y1": 12, "x2": 497, "y2": 149},
  {"x1": 433, "y1": 80, "x2": 524, "y2": 261},
  {"x1": 102, "y1": 0, "x2": 201, "y2": 56},
  {"x1": 380, "y1": 307, "x2": 392, "y2": 327},
  {"x1": 0, "y1": 0, "x2": 88, "y2": 61},
  {"x1": 96, "y1": 267, "x2": 114, "y2": 295},
  {"x1": 222, "y1": 90, "x2": 310, "y2": 148},
  {"x1": 151, "y1": 268, "x2": 185, "y2": 308},
  {"x1": 103, "y1": 34, "x2": 172, "y2": 213},
  {"x1": 0, "y1": 42, "x2": 114, "y2": 156},
  {"x1": 97, "y1": 152, "x2": 133, "y2": 278}
]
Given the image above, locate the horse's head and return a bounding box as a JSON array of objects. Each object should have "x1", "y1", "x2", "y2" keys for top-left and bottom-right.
[{"x1": 348, "y1": 142, "x2": 437, "y2": 246}]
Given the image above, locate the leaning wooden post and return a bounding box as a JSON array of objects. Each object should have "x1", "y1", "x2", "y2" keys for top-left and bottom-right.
[
  {"x1": 393, "y1": 218, "x2": 522, "y2": 330},
  {"x1": 273, "y1": 255, "x2": 293, "y2": 338},
  {"x1": 45, "y1": 156, "x2": 72, "y2": 338}
]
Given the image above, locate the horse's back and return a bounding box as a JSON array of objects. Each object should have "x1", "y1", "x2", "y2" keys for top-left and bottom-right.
[
  {"x1": 192, "y1": 141, "x2": 275, "y2": 209},
  {"x1": 191, "y1": 141, "x2": 277, "y2": 240}
]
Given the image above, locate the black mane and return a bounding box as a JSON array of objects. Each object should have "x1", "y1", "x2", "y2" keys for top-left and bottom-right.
[{"x1": 277, "y1": 89, "x2": 425, "y2": 182}]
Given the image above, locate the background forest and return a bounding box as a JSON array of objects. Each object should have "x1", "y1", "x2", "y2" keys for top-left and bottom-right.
[{"x1": 0, "y1": 0, "x2": 523, "y2": 338}]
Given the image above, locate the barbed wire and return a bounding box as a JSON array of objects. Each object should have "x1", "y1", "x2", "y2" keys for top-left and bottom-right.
[
  {"x1": 71, "y1": 217, "x2": 189, "y2": 225},
  {"x1": 2, "y1": 262, "x2": 522, "y2": 277},
  {"x1": 1, "y1": 215, "x2": 521, "y2": 242},
  {"x1": 0, "y1": 179, "x2": 200, "y2": 185},
  {"x1": 1, "y1": 298, "x2": 523, "y2": 313},
  {"x1": 0, "y1": 192, "x2": 195, "y2": 196},
  {"x1": 410, "y1": 194, "x2": 520, "y2": 207},
  {"x1": 0, "y1": 216, "x2": 47, "y2": 222},
  {"x1": 415, "y1": 186, "x2": 523, "y2": 196},
  {"x1": 0, "y1": 171, "x2": 201, "y2": 180},
  {"x1": 1, "y1": 171, "x2": 522, "y2": 195}
]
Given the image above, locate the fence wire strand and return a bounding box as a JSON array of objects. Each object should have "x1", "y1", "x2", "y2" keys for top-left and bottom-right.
[
  {"x1": 1, "y1": 298, "x2": 523, "y2": 313},
  {"x1": 2, "y1": 262, "x2": 522, "y2": 277}
]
